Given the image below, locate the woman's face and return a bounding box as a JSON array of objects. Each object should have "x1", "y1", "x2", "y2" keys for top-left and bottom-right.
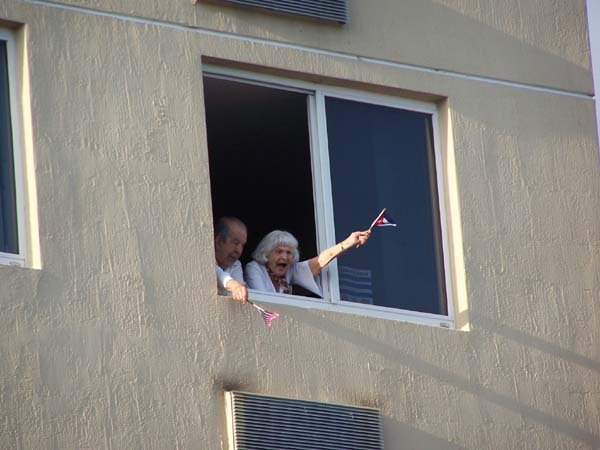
[{"x1": 266, "y1": 245, "x2": 294, "y2": 277}]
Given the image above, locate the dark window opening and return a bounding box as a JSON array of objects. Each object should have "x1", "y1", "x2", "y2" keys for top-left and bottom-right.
[
  {"x1": 203, "y1": 76, "x2": 317, "y2": 270},
  {"x1": 0, "y1": 40, "x2": 18, "y2": 255}
]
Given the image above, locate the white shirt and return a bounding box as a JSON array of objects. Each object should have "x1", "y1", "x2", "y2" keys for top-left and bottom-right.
[
  {"x1": 216, "y1": 260, "x2": 245, "y2": 295},
  {"x1": 245, "y1": 260, "x2": 322, "y2": 297}
]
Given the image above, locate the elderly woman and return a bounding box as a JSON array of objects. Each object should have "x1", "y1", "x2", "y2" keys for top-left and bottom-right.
[{"x1": 245, "y1": 229, "x2": 370, "y2": 296}]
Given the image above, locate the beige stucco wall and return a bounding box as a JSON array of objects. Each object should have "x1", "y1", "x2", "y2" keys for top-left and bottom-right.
[
  {"x1": 1, "y1": 1, "x2": 599, "y2": 449},
  {"x1": 33, "y1": 0, "x2": 594, "y2": 94}
]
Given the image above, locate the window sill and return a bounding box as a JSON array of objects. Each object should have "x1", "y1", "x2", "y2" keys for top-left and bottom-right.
[
  {"x1": 0, "y1": 252, "x2": 25, "y2": 267},
  {"x1": 247, "y1": 289, "x2": 454, "y2": 329}
]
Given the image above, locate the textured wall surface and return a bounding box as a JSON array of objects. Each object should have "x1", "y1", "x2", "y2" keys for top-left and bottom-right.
[
  {"x1": 23, "y1": 0, "x2": 594, "y2": 94},
  {"x1": 1, "y1": 0, "x2": 599, "y2": 449}
]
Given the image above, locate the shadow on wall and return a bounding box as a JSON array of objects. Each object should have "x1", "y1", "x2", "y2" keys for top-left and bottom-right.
[
  {"x1": 390, "y1": 0, "x2": 590, "y2": 92},
  {"x1": 472, "y1": 312, "x2": 600, "y2": 373},
  {"x1": 251, "y1": 0, "x2": 591, "y2": 93},
  {"x1": 297, "y1": 310, "x2": 600, "y2": 449},
  {"x1": 382, "y1": 417, "x2": 468, "y2": 450}
]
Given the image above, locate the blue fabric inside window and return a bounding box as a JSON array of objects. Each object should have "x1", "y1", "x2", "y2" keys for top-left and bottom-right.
[
  {"x1": 0, "y1": 40, "x2": 18, "y2": 255},
  {"x1": 326, "y1": 97, "x2": 447, "y2": 315}
]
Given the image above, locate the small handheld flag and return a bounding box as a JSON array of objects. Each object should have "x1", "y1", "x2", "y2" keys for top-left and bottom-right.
[
  {"x1": 249, "y1": 301, "x2": 280, "y2": 327},
  {"x1": 369, "y1": 208, "x2": 397, "y2": 230}
]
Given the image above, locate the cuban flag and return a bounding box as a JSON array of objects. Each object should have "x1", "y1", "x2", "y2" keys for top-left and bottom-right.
[{"x1": 369, "y1": 208, "x2": 397, "y2": 229}]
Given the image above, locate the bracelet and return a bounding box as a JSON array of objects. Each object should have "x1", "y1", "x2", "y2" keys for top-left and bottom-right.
[{"x1": 340, "y1": 243, "x2": 345, "y2": 251}]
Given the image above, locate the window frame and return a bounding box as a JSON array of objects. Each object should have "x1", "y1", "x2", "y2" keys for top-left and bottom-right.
[
  {"x1": 204, "y1": 65, "x2": 455, "y2": 328},
  {"x1": 0, "y1": 30, "x2": 27, "y2": 268}
]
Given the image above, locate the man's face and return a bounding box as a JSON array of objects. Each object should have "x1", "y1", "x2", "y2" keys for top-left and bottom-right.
[
  {"x1": 266, "y1": 245, "x2": 294, "y2": 278},
  {"x1": 215, "y1": 223, "x2": 247, "y2": 269}
]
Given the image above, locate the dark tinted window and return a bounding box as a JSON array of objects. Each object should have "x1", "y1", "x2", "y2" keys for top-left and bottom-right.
[
  {"x1": 0, "y1": 40, "x2": 18, "y2": 255},
  {"x1": 326, "y1": 97, "x2": 447, "y2": 315}
]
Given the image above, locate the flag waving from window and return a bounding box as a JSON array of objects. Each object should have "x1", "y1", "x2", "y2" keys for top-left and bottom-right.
[
  {"x1": 249, "y1": 301, "x2": 280, "y2": 327},
  {"x1": 369, "y1": 208, "x2": 397, "y2": 229}
]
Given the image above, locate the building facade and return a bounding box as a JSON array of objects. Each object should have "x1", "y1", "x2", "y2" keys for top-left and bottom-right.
[{"x1": 1, "y1": 0, "x2": 599, "y2": 448}]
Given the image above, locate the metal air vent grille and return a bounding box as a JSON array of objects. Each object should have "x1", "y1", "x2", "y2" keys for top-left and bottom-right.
[
  {"x1": 225, "y1": 391, "x2": 383, "y2": 450},
  {"x1": 215, "y1": 0, "x2": 347, "y2": 23}
]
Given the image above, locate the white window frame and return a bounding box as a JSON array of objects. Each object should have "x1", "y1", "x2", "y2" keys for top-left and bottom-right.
[
  {"x1": 204, "y1": 65, "x2": 454, "y2": 328},
  {"x1": 0, "y1": 30, "x2": 27, "y2": 268}
]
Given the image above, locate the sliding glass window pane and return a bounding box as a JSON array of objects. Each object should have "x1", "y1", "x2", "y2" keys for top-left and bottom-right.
[
  {"x1": 326, "y1": 97, "x2": 446, "y2": 315},
  {"x1": 0, "y1": 40, "x2": 18, "y2": 255}
]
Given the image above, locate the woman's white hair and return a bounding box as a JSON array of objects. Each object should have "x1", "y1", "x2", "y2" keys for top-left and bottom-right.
[{"x1": 252, "y1": 230, "x2": 300, "y2": 265}]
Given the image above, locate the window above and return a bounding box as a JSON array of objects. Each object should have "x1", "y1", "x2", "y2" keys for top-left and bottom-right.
[{"x1": 204, "y1": 66, "x2": 454, "y2": 327}]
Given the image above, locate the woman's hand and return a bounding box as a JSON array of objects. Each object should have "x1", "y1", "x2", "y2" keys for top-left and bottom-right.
[{"x1": 342, "y1": 230, "x2": 371, "y2": 250}]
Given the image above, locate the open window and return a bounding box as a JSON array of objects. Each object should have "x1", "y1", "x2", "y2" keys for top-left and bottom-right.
[{"x1": 204, "y1": 67, "x2": 452, "y2": 326}]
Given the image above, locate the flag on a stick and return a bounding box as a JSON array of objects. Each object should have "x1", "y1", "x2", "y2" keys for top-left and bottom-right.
[
  {"x1": 249, "y1": 301, "x2": 280, "y2": 327},
  {"x1": 369, "y1": 208, "x2": 397, "y2": 230}
]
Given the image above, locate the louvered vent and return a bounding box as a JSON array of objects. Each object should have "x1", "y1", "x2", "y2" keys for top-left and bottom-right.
[
  {"x1": 225, "y1": 391, "x2": 384, "y2": 450},
  {"x1": 213, "y1": 0, "x2": 347, "y2": 24}
]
